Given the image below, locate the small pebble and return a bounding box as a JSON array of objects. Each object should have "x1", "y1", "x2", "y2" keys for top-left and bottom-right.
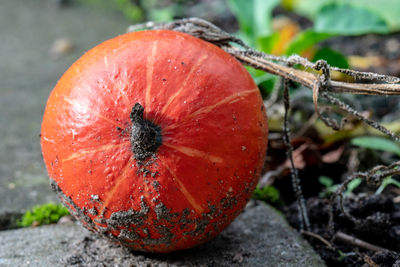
[
  {"x1": 49, "y1": 38, "x2": 74, "y2": 59},
  {"x1": 386, "y1": 38, "x2": 400, "y2": 54},
  {"x1": 58, "y1": 215, "x2": 75, "y2": 225},
  {"x1": 233, "y1": 253, "x2": 244, "y2": 263}
]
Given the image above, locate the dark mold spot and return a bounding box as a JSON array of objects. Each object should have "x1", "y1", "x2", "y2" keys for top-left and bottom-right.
[
  {"x1": 152, "y1": 181, "x2": 160, "y2": 192},
  {"x1": 220, "y1": 196, "x2": 238, "y2": 210},
  {"x1": 155, "y1": 202, "x2": 172, "y2": 221},
  {"x1": 88, "y1": 208, "x2": 98, "y2": 216}
]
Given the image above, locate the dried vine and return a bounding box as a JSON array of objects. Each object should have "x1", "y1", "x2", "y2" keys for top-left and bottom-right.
[
  {"x1": 328, "y1": 160, "x2": 400, "y2": 230},
  {"x1": 128, "y1": 18, "x2": 400, "y2": 243},
  {"x1": 282, "y1": 76, "x2": 310, "y2": 230}
]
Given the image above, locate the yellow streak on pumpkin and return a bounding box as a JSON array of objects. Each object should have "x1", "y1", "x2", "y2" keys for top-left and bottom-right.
[
  {"x1": 64, "y1": 96, "x2": 124, "y2": 128},
  {"x1": 145, "y1": 40, "x2": 159, "y2": 111},
  {"x1": 163, "y1": 143, "x2": 223, "y2": 164},
  {"x1": 97, "y1": 159, "x2": 133, "y2": 216},
  {"x1": 62, "y1": 142, "x2": 130, "y2": 163},
  {"x1": 103, "y1": 55, "x2": 109, "y2": 70},
  {"x1": 116, "y1": 74, "x2": 131, "y2": 109},
  {"x1": 163, "y1": 89, "x2": 258, "y2": 132},
  {"x1": 103, "y1": 52, "x2": 130, "y2": 109},
  {"x1": 159, "y1": 55, "x2": 208, "y2": 116},
  {"x1": 159, "y1": 160, "x2": 204, "y2": 214},
  {"x1": 42, "y1": 136, "x2": 56, "y2": 144}
]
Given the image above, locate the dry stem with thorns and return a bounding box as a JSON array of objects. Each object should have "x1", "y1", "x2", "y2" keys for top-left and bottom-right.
[{"x1": 128, "y1": 17, "x2": 400, "y2": 249}]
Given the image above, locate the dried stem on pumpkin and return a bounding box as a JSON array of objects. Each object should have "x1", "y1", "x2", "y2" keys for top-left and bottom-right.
[
  {"x1": 129, "y1": 18, "x2": 400, "y2": 93},
  {"x1": 282, "y1": 76, "x2": 310, "y2": 230},
  {"x1": 128, "y1": 17, "x2": 400, "y2": 236}
]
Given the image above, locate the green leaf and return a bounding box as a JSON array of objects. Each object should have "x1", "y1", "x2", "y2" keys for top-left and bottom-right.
[
  {"x1": 375, "y1": 176, "x2": 400, "y2": 194},
  {"x1": 257, "y1": 32, "x2": 280, "y2": 54},
  {"x1": 318, "y1": 175, "x2": 361, "y2": 197},
  {"x1": 347, "y1": 0, "x2": 400, "y2": 31},
  {"x1": 319, "y1": 176, "x2": 334, "y2": 187},
  {"x1": 285, "y1": 30, "x2": 334, "y2": 56},
  {"x1": 313, "y1": 47, "x2": 349, "y2": 69},
  {"x1": 314, "y1": 3, "x2": 389, "y2": 35},
  {"x1": 253, "y1": 71, "x2": 276, "y2": 85},
  {"x1": 347, "y1": 178, "x2": 362, "y2": 193},
  {"x1": 246, "y1": 67, "x2": 277, "y2": 95},
  {"x1": 290, "y1": 0, "x2": 400, "y2": 32},
  {"x1": 227, "y1": 0, "x2": 280, "y2": 41},
  {"x1": 115, "y1": 0, "x2": 144, "y2": 22},
  {"x1": 148, "y1": 6, "x2": 175, "y2": 22},
  {"x1": 287, "y1": 0, "x2": 332, "y2": 19},
  {"x1": 351, "y1": 136, "x2": 400, "y2": 156},
  {"x1": 318, "y1": 176, "x2": 339, "y2": 197}
]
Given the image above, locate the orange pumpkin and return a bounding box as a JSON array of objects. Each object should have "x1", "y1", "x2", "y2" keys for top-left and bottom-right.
[{"x1": 41, "y1": 30, "x2": 268, "y2": 252}]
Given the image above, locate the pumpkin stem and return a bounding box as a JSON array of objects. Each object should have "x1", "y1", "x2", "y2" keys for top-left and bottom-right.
[{"x1": 130, "y1": 103, "x2": 162, "y2": 161}]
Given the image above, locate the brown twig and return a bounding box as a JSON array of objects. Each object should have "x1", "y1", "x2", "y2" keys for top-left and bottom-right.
[
  {"x1": 227, "y1": 50, "x2": 400, "y2": 95},
  {"x1": 333, "y1": 231, "x2": 388, "y2": 252},
  {"x1": 301, "y1": 230, "x2": 333, "y2": 249},
  {"x1": 363, "y1": 255, "x2": 380, "y2": 267},
  {"x1": 321, "y1": 92, "x2": 400, "y2": 141}
]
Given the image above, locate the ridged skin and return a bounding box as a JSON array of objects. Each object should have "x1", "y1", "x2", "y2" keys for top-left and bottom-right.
[{"x1": 41, "y1": 30, "x2": 268, "y2": 252}]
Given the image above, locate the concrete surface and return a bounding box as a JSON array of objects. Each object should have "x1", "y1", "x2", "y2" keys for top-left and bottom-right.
[
  {"x1": 0, "y1": 201, "x2": 325, "y2": 267},
  {"x1": 0, "y1": 0, "x2": 129, "y2": 215}
]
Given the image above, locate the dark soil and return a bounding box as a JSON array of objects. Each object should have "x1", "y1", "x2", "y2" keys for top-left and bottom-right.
[
  {"x1": 265, "y1": 129, "x2": 400, "y2": 266},
  {"x1": 0, "y1": 212, "x2": 22, "y2": 230},
  {"x1": 283, "y1": 193, "x2": 400, "y2": 266},
  {"x1": 261, "y1": 7, "x2": 400, "y2": 266}
]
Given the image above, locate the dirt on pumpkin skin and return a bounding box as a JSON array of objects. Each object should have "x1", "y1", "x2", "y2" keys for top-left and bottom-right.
[
  {"x1": 59, "y1": 201, "x2": 325, "y2": 267},
  {"x1": 284, "y1": 194, "x2": 400, "y2": 267}
]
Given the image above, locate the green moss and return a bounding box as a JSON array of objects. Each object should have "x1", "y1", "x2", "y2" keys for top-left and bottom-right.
[
  {"x1": 17, "y1": 203, "x2": 70, "y2": 227},
  {"x1": 252, "y1": 185, "x2": 283, "y2": 206}
]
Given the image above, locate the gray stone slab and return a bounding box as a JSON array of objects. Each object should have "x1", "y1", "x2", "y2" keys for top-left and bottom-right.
[
  {"x1": 0, "y1": 201, "x2": 325, "y2": 267},
  {"x1": 0, "y1": 0, "x2": 129, "y2": 214}
]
